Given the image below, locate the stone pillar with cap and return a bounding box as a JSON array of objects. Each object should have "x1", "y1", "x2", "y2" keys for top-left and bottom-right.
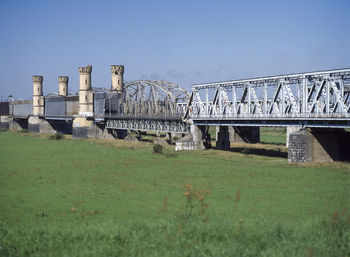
[
  {"x1": 58, "y1": 76, "x2": 69, "y2": 96},
  {"x1": 32, "y1": 75, "x2": 44, "y2": 116},
  {"x1": 111, "y1": 65, "x2": 124, "y2": 92},
  {"x1": 78, "y1": 65, "x2": 93, "y2": 116},
  {"x1": 73, "y1": 65, "x2": 94, "y2": 138},
  {"x1": 29, "y1": 75, "x2": 55, "y2": 133}
]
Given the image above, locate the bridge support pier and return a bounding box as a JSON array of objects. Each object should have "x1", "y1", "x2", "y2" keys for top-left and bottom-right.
[
  {"x1": 172, "y1": 133, "x2": 185, "y2": 140},
  {"x1": 286, "y1": 126, "x2": 302, "y2": 147},
  {"x1": 288, "y1": 128, "x2": 350, "y2": 163},
  {"x1": 0, "y1": 116, "x2": 10, "y2": 129},
  {"x1": 28, "y1": 116, "x2": 57, "y2": 133},
  {"x1": 153, "y1": 132, "x2": 169, "y2": 145},
  {"x1": 72, "y1": 118, "x2": 115, "y2": 139},
  {"x1": 5, "y1": 116, "x2": 28, "y2": 131},
  {"x1": 72, "y1": 118, "x2": 94, "y2": 138},
  {"x1": 175, "y1": 125, "x2": 210, "y2": 151},
  {"x1": 112, "y1": 129, "x2": 128, "y2": 139},
  {"x1": 125, "y1": 130, "x2": 142, "y2": 141},
  {"x1": 216, "y1": 126, "x2": 231, "y2": 150}
]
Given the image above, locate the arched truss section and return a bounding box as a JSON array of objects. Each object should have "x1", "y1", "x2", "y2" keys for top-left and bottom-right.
[
  {"x1": 122, "y1": 80, "x2": 190, "y2": 117},
  {"x1": 46, "y1": 92, "x2": 59, "y2": 97}
]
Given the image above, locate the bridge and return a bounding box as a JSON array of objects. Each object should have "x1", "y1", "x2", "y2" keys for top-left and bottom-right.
[
  {"x1": 187, "y1": 68, "x2": 350, "y2": 128},
  {"x1": 1, "y1": 65, "x2": 350, "y2": 163},
  {"x1": 175, "y1": 68, "x2": 350, "y2": 163},
  {"x1": 102, "y1": 80, "x2": 190, "y2": 134}
]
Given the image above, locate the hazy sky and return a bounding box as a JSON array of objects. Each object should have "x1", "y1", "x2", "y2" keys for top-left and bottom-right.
[{"x1": 0, "y1": 0, "x2": 349, "y2": 99}]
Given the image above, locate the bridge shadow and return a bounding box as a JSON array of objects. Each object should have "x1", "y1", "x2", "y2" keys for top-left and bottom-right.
[
  {"x1": 259, "y1": 141, "x2": 286, "y2": 146},
  {"x1": 229, "y1": 147, "x2": 287, "y2": 158},
  {"x1": 213, "y1": 145, "x2": 287, "y2": 158},
  {"x1": 138, "y1": 132, "x2": 174, "y2": 145}
]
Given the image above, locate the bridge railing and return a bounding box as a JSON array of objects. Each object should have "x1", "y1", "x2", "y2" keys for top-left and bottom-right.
[
  {"x1": 100, "y1": 113, "x2": 184, "y2": 121},
  {"x1": 190, "y1": 111, "x2": 350, "y2": 119}
]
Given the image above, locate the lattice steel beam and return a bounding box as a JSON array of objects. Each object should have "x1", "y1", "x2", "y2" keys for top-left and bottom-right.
[{"x1": 189, "y1": 68, "x2": 350, "y2": 121}]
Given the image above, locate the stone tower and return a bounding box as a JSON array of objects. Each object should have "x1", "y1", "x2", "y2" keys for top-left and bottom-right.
[
  {"x1": 29, "y1": 75, "x2": 55, "y2": 133},
  {"x1": 111, "y1": 65, "x2": 124, "y2": 92},
  {"x1": 32, "y1": 75, "x2": 44, "y2": 116},
  {"x1": 58, "y1": 76, "x2": 69, "y2": 96},
  {"x1": 78, "y1": 65, "x2": 93, "y2": 116}
]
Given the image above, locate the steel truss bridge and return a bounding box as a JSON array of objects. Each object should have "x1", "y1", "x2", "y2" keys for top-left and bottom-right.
[
  {"x1": 105, "y1": 116, "x2": 190, "y2": 133},
  {"x1": 186, "y1": 68, "x2": 350, "y2": 128},
  {"x1": 103, "y1": 80, "x2": 191, "y2": 133}
]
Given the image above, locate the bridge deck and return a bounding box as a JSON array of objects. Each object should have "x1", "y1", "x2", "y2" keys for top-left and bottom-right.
[{"x1": 193, "y1": 116, "x2": 350, "y2": 128}]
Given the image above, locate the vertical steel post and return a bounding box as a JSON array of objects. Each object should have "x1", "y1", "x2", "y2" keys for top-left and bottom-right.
[
  {"x1": 219, "y1": 87, "x2": 222, "y2": 117},
  {"x1": 206, "y1": 88, "x2": 209, "y2": 117},
  {"x1": 340, "y1": 79, "x2": 344, "y2": 97},
  {"x1": 264, "y1": 82, "x2": 267, "y2": 115},
  {"x1": 109, "y1": 95, "x2": 111, "y2": 117},
  {"x1": 326, "y1": 78, "x2": 330, "y2": 114},
  {"x1": 232, "y1": 85, "x2": 236, "y2": 116},
  {"x1": 247, "y1": 84, "x2": 251, "y2": 116},
  {"x1": 297, "y1": 81, "x2": 301, "y2": 113},
  {"x1": 281, "y1": 82, "x2": 285, "y2": 115},
  {"x1": 302, "y1": 75, "x2": 307, "y2": 115}
]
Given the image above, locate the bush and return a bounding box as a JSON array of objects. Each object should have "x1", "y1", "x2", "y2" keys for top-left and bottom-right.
[
  {"x1": 153, "y1": 144, "x2": 163, "y2": 154},
  {"x1": 20, "y1": 129, "x2": 29, "y2": 133},
  {"x1": 49, "y1": 132, "x2": 64, "y2": 140}
]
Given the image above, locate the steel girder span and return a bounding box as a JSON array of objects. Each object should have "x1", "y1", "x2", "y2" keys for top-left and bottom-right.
[
  {"x1": 104, "y1": 80, "x2": 191, "y2": 133},
  {"x1": 105, "y1": 118, "x2": 190, "y2": 133},
  {"x1": 122, "y1": 80, "x2": 190, "y2": 118},
  {"x1": 187, "y1": 68, "x2": 350, "y2": 128}
]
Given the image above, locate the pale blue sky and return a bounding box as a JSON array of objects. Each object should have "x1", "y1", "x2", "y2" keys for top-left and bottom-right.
[{"x1": 0, "y1": 0, "x2": 349, "y2": 99}]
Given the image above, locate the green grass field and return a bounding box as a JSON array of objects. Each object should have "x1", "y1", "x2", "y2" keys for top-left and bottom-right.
[{"x1": 0, "y1": 129, "x2": 349, "y2": 256}]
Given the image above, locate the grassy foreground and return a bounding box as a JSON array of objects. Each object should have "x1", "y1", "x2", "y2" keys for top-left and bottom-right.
[{"x1": 0, "y1": 130, "x2": 349, "y2": 256}]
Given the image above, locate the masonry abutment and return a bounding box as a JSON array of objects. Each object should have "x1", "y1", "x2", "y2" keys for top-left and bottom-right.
[
  {"x1": 175, "y1": 125, "x2": 210, "y2": 151},
  {"x1": 58, "y1": 76, "x2": 69, "y2": 96},
  {"x1": 111, "y1": 65, "x2": 124, "y2": 92},
  {"x1": 288, "y1": 128, "x2": 350, "y2": 163},
  {"x1": 8, "y1": 117, "x2": 28, "y2": 130}
]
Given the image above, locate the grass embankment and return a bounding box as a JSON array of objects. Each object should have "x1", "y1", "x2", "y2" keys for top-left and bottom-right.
[{"x1": 0, "y1": 130, "x2": 349, "y2": 256}]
